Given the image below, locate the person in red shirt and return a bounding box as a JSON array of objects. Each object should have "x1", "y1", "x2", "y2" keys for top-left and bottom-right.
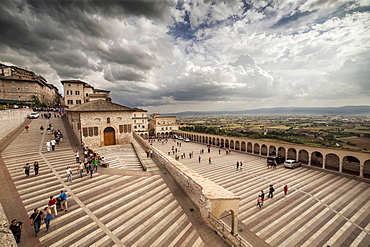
[
  {"x1": 284, "y1": 185, "x2": 289, "y2": 197},
  {"x1": 48, "y1": 196, "x2": 57, "y2": 216}
]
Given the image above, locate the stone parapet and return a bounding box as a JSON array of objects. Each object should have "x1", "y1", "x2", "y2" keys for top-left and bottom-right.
[
  {"x1": 0, "y1": 109, "x2": 32, "y2": 141},
  {"x1": 0, "y1": 203, "x2": 17, "y2": 246},
  {"x1": 133, "y1": 133, "x2": 241, "y2": 234}
]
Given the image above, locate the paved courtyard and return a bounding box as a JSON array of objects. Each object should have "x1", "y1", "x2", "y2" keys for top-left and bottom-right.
[{"x1": 150, "y1": 138, "x2": 370, "y2": 247}]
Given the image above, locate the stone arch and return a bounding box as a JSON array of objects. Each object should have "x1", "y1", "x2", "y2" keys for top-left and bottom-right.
[
  {"x1": 325, "y1": 153, "x2": 340, "y2": 171},
  {"x1": 247, "y1": 142, "x2": 252, "y2": 153},
  {"x1": 241, "y1": 141, "x2": 246, "y2": 152},
  {"x1": 342, "y1": 156, "x2": 360, "y2": 176},
  {"x1": 278, "y1": 147, "x2": 286, "y2": 158},
  {"x1": 364, "y1": 159, "x2": 370, "y2": 179},
  {"x1": 230, "y1": 140, "x2": 234, "y2": 149},
  {"x1": 269, "y1": 145, "x2": 277, "y2": 155},
  {"x1": 216, "y1": 138, "x2": 220, "y2": 146},
  {"x1": 261, "y1": 144, "x2": 268, "y2": 156},
  {"x1": 287, "y1": 148, "x2": 297, "y2": 160},
  {"x1": 298, "y1": 149, "x2": 309, "y2": 164},
  {"x1": 254, "y1": 143, "x2": 260, "y2": 155},
  {"x1": 235, "y1": 141, "x2": 240, "y2": 151},
  {"x1": 220, "y1": 139, "x2": 224, "y2": 148},
  {"x1": 311, "y1": 151, "x2": 323, "y2": 167},
  {"x1": 104, "y1": 127, "x2": 116, "y2": 146},
  {"x1": 225, "y1": 139, "x2": 229, "y2": 148}
]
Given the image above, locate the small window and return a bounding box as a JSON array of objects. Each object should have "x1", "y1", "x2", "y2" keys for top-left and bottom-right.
[
  {"x1": 142, "y1": 114, "x2": 144, "y2": 117},
  {"x1": 93, "y1": 127, "x2": 98, "y2": 136},
  {"x1": 128, "y1": 124, "x2": 131, "y2": 132},
  {"x1": 25, "y1": 87, "x2": 29, "y2": 92},
  {"x1": 107, "y1": 117, "x2": 110, "y2": 123},
  {"x1": 142, "y1": 125, "x2": 145, "y2": 128},
  {"x1": 11, "y1": 87, "x2": 16, "y2": 92},
  {"x1": 134, "y1": 120, "x2": 136, "y2": 123},
  {"x1": 123, "y1": 125, "x2": 128, "y2": 133},
  {"x1": 134, "y1": 125, "x2": 137, "y2": 129},
  {"x1": 68, "y1": 84, "x2": 71, "y2": 86},
  {"x1": 75, "y1": 91, "x2": 80, "y2": 95},
  {"x1": 12, "y1": 95, "x2": 17, "y2": 100},
  {"x1": 83, "y1": 128, "x2": 88, "y2": 137},
  {"x1": 67, "y1": 100, "x2": 73, "y2": 104},
  {"x1": 86, "y1": 93, "x2": 89, "y2": 96},
  {"x1": 25, "y1": 95, "x2": 30, "y2": 100},
  {"x1": 119, "y1": 125, "x2": 123, "y2": 133},
  {"x1": 67, "y1": 90, "x2": 73, "y2": 95},
  {"x1": 76, "y1": 100, "x2": 82, "y2": 104},
  {"x1": 88, "y1": 127, "x2": 93, "y2": 137}
]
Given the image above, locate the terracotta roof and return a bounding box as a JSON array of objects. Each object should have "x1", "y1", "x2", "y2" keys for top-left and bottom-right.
[
  {"x1": 61, "y1": 80, "x2": 87, "y2": 84},
  {"x1": 67, "y1": 100, "x2": 135, "y2": 112}
]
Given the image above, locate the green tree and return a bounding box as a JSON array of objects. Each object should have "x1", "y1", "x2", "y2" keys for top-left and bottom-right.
[{"x1": 31, "y1": 95, "x2": 41, "y2": 107}]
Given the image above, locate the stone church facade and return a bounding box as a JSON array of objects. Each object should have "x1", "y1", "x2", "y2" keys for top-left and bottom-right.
[{"x1": 67, "y1": 100, "x2": 136, "y2": 149}]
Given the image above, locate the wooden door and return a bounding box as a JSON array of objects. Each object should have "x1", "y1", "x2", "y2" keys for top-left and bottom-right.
[{"x1": 104, "y1": 127, "x2": 116, "y2": 146}]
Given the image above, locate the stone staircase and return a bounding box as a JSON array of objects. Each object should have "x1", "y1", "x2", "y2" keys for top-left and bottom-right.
[
  {"x1": 0, "y1": 117, "x2": 222, "y2": 247},
  {"x1": 96, "y1": 144, "x2": 144, "y2": 171}
]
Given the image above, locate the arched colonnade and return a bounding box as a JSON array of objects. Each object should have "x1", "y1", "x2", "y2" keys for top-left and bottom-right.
[{"x1": 175, "y1": 131, "x2": 370, "y2": 179}]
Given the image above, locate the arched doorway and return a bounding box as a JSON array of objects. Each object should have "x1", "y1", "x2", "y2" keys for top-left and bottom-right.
[{"x1": 104, "y1": 127, "x2": 116, "y2": 146}]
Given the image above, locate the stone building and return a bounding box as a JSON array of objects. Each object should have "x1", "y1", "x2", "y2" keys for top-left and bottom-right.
[
  {"x1": 148, "y1": 114, "x2": 178, "y2": 137},
  {"x1": 66, "y1": 100, "x2": 136, "y2": 149},
  {"x1": 61, "y1": 80, "x2": 111, "y2": 108},
  {"x1": 0, "y1": 63, "x2": 61, "y2": 107},
  {"x1": 132, "y1": 108, "x2": 149, "y2": 138}
]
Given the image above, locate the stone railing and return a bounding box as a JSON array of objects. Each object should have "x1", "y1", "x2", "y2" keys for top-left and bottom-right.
[
  {"x1": 133, "y1": 133, "x2": 241, "y2": 235},
  {"x1": 0, "y1": 204, "x2": 17, "y2": 246}
]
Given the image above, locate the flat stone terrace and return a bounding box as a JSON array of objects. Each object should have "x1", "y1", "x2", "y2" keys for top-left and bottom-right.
[
  {"x1": 0, "y1": 117, "x2": 227, "y2": 247},
  {"x1": 151, "y1": 139, "x2": 370, "y2": 247}
]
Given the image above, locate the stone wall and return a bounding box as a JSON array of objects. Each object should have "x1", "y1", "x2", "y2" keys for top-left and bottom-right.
[
  {"x1": 0, "y1": 109, "x2": 32, "y2": 141},
  {"x1": 133, "y1": 133, "x2": 240, "y2": 219},
  {"x1": 0, "y1": 203, "x2": 17, "y2": 246}
]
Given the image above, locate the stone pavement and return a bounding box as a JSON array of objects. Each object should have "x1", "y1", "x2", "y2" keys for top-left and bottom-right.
[
  {"x1": 0, "y1": 117, "x2": 228, "y2": 247},
  {"x1": 151, "y1": 139, "x2": 370, "y2": 247}
]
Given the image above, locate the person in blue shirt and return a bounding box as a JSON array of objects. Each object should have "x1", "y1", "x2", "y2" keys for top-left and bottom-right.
[{"x1": 58, "y1": 190, "x2": 68, "y2": 212}]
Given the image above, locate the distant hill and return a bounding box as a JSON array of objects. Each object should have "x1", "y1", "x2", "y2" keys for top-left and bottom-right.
[{"x1": 160, "y1": 105, "x2": 370, "y2": 116}]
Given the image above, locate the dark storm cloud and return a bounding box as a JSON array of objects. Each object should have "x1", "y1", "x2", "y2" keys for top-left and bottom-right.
[
  {"x1": 0, "y1": 2, "x2": 46, "y2": 53},
  {"x1": 26, "y1": 0, "x2": 172, "y2": 23},
  {"x1": 97, "y1": 46, "x2": 158, "y2": 71}
]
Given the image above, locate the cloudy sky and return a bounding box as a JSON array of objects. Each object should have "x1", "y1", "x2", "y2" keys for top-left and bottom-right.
[{"x1": 1, "y1": 0, "x2": 369, "y2": 113}]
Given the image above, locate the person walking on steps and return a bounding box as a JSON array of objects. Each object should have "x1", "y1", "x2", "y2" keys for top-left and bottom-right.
[
  {"x1": 256, "y1": 196, "x2": 263, "y2": 208},
  {"x1": 24, "y1": 163, "x2": 31, "y2": 178},
  {"x1": 9, "y1": 219, "x2": 24, "y2": 243},
  {"x1": 29, "y1": 208, "x2": 43, "y2": 237},
  {"x1": 34, "y1": 161, "x2": 40, "y2": 176},
  {"x1": 268, "y1": 185, "x2": 275, "y2": 198},
  {"x1": 284, "y1": 185, "x2": 289, "y2": 197}
]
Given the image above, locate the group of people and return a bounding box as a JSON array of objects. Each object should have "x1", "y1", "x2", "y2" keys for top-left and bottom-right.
[
  {"x1": 256, "y1": 185, "x2": 289, "y2": 208},
  {"x1": 44, "y1": 123, "x2": 64, "y2": 152},
  {"x1": 23, "y1": 161, "x2": 40, "y2": 178},
  {"x1": 74, "y1": 144, "x2": 106, "y2": 179},
  {"x1": 9, "y1": 190, "x2": 68, "y2": 242}
]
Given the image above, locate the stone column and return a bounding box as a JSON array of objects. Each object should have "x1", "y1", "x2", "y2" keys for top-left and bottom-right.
[
  {"x1": 322, "y1": 158, "x2": 326, "y2": 169},
  {"x1": 360, "y1": 163, "x2": 364, "y2": 178},
  {"x1": 339, "y1": 160, "x2": 343, "y2": 173},
  {"x1": 308, "y1": 155, "x2": 311, "y2": 166}
]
